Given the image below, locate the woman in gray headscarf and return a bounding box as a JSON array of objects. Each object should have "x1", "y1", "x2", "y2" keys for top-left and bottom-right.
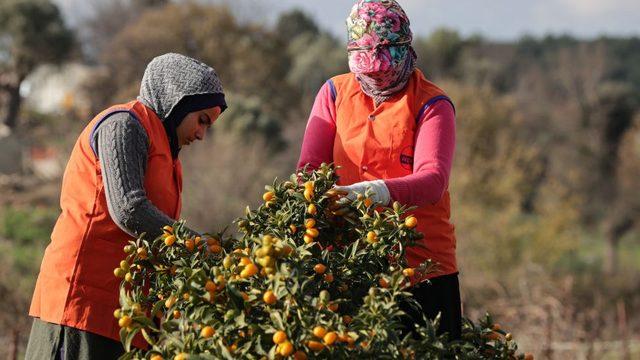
[{"x1": 25, "y1": 53, "x2": 227, "y2": 359}]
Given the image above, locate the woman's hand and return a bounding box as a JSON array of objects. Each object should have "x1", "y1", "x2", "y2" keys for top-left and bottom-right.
[{"x1": 333, "y1": 180, "x2": 391, "y2": 206}]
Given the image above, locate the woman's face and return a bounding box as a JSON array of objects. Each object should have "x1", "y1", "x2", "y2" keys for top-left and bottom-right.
[{"x1": 176, "y1": 106, "x2": 222, "y2": 147}]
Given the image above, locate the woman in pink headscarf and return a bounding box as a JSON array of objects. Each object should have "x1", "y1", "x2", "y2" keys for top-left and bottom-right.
[{"x1": 297, "y1": 0, "x2": 461, "y2": 339}]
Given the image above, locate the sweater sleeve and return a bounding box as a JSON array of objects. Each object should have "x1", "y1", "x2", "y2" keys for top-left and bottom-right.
[
  {"x1": 93, "y1": 113, "x2": 182, "y2": 240},
  {"x1": 296, "y1": 81, "x2": 337, "y2": 171},
  {"x1": 384, "y1": 100, "x2": 456, "y2": 206}
]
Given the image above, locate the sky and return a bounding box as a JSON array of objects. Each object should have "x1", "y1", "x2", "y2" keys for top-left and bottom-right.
[{"x1": 53, "y1": 0, "x2": 640, "y2": 41}]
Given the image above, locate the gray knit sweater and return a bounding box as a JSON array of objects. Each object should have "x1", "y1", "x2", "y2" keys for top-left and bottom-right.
[{"x1": 91, "y1": 53, "x2": 225, "y2": 239}]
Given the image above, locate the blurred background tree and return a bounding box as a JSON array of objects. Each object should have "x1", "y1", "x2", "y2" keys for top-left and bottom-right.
[
  {"x1": 0, "y1": 0, "x2": 74, "y2": 130},
  {"x1": 414, "y1": 28, "x2": 464, "y2": 80}
]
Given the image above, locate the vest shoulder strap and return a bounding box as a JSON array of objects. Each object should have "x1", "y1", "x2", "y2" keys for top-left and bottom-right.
[
  {"x1": 89, "y1": 107, "x2": 142, "y2": 156},
  {"x1": 327, "y1": 79, "x2": 337, "y2": 102},
  {"x1": 415, "y1": 95, "x2": 456, "y2": 124}
]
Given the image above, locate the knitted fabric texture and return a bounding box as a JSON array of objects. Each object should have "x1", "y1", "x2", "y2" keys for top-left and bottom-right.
[{"x1": 138, "y1": 53, "x2": 225, "y2": 120}]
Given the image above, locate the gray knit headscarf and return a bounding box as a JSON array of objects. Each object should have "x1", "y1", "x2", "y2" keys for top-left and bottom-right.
[{"x1": 138, "y1": 53, "x2": 226, "y2": 157}]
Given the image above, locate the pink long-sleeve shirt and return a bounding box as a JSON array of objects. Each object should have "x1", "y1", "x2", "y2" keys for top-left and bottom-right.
[{"x1": 297, "y1": 81, "x2": 456, "y2": 207}]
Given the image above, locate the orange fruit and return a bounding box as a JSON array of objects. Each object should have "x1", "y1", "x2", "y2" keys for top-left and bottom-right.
[
  {"x1": 262, "y1": 234, "x2": 274, "y2": 245},
  {"x1": 114, "y1": 268, "x2": 126, "y2": 278},
  {"x1": 304, "y1": 189, "x2": 314, "y2": 201},
  {"x1": 208, "y1": 244, "x2": 222, "y2": 254},
  {"x1": 307, "y1": 204, "x2": 317, "y2": 215},
  {"x1": 200, "y1": 326, "x2": 215, "y2": 338},
  {"x1": 314, "y1": 264, "x2": 326, "y2": 274},
  {"x1": 328, "y1": 303, "x2": 339, "y2": 312},
  {"x1": 324, "y1": 273, "x2": 334, "y2": 283},
  {"x1": 164, "y1": 295, "x2": 176, "y2": 308},
  {"x1": 162, "y1": 225, "x2": 173, "y2": 233},
  {"x1": 366, "y1": 231, "x2": 378, "y2": 244},
  {"x1": 255, "y1": 246, "x2": 267, "y2": 257},
  {"x1": 363, "y1": 198, "x2": 374, "y2": 208},
  {"x1": 402, "y1": 268, "x2": 415, "y2": 277},
  {"x1": 173, "y1": 310, "x2": 181, "y2": 319},
  {"x1": 379, "y1": 278, "x2": 390, "y2": 288},
  {"x1": 205, "y1": 280, "x2": 216, "y2": 292},
  {"x1": 342, "y1": 315, "x2": 352, "y2": 325},
  {"x1": 216, "y1": 275, "x2": 226, "y2": 287},
  {"x1": 304, "y1": 181, "x2": 314, "y2": 191},
  {"x1": 240, "y1": 263, "x2": 258, "y2": 278},
  {"x1": 289, "y1": 224, "x2": 297, "y2": 233},
  {"x1": 118, "y1": 315, "x2": 132, "y2": 328},
  {"x1": 281, "y1": 245, "x2": 293, "y2": 256},
  {"x1": 185, "y1": 239, "x2": 195, "y2": 251},
  {"x1": 305, "y1": 228, "x2": 319, "y2": 238},
  {"x1": 174, "y1": 353, "x2": 188, "y2": 360},
  {"x1": 272, "y1": 330, "x2": 287, "y2": 344},
  {"x1": 136, "y1": 247, "x2": 148, "y2": 259},
  {"x1": 258, "y1": 256, "x2": 275, "y2": 268},
  {"x1": 223, "y1": 256, "x2": 233, "y2": 269},
  {"x1": 150, "y1": 355, "x2": 163, "y2": 360},
  {"x1": 278, "y1": 341, "x2": 294, "y2": 356},
  {"x1": 307, "y1": 340, "x2": 324, "y2": 352},
  {"x1": 339, "y1": 333, "x2": 353, "y2": 344},
  {"x1": 303, "y1": 235, "x2": 314, "y2": 244},
  {"x1": 313, "y1": 326, "x2": 327, "y2": 338},
  {"x1": 404, "y1": 216, "x2": 418, "y2": 229},
  {"x1": 263, "y1": 191, "x2": 275, "y2": 202},
  {"x1": 240, "y1": 257, "x2": 252, "y2": 266},
  {"x1": 263, "y1": 290, "x2": 277, "y2": 305},
  {"x1": 164, "y1": 235, "x2": 176, "y2": 246},
  {"x1": 323, "y1": 332, "x2": 338, "y2": 345},
  {"x1": 293, "y1": 350, "x2": 308, "y2": 360},
  {"x1": 304, "y1": 218, "x2": 316, "y2": 228}
]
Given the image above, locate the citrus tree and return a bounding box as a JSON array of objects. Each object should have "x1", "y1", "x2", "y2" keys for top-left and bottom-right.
[{"x1": 114, "y1": 164, "x2": 531, "y2": 360}]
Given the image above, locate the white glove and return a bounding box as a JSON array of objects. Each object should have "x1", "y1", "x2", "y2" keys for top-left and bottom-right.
[{"x1": 334, "y1": 180, "x2": 391, "y2": 206}]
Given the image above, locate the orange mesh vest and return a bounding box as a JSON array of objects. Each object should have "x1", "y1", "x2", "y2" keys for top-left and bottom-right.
[
  {"x1": 330, "y1": 69, "x2": 457, "y2": 279},
  {"x1": 29, "y1": 100, "x2": 182, "y2": 347}
]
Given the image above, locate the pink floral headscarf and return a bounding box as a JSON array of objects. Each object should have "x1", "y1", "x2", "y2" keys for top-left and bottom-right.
[{"x1": 346, "y1": 0, "x2": 417, "y2": 105}]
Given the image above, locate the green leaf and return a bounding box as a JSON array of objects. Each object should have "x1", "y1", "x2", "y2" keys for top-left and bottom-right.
[
  {"x1": 227, "y1": 284, "x2": 245, "y2": 309},
  {"x1": 134, "y1": 315, "x2": 157, "y2": 330},
  {"x1": 120, "y1": 327, "x2": 139, "y2": 352},
  {"x1": 140, "y1": 328, "x2": 156, "y2": 346},
  {"x1": 270, "y1": 311, "x2": 285, "y2": 329}
]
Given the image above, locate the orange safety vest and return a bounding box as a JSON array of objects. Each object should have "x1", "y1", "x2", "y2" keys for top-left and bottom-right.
[
  {"x1": 329, "y1": 69, "x2": 457, "y2": 280},
  {"x1": 29, "y1": 100, "x2": 182, "y2": 347}
]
